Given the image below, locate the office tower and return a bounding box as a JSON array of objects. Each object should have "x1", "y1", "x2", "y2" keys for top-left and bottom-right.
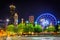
[
  {"x1": 29, "y1": 16, "x2": 34, "y2": 23},
  {"x1": 9, "y1": 4, "x2": 16, "y2": 24},
  {"x1": 14, "y1": 13, "x2": 18, "y2": 26}
]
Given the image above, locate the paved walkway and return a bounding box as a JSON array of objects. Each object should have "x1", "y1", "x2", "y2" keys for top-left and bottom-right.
[{"x1": 0, "y1": 36, "x2": 60, "y2": 40}]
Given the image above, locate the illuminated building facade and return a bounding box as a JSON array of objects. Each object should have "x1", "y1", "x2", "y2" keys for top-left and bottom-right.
[
  {"x1": 9, "y1": 4, "x2": 16, "y2": 14},
  {"x1": 29, "y1": 16, "x2": 34, "y2": 23},
  {"x1": 9, "y1": 4, "x2": 16, "y2": 24},
  {"x1": 14, "y1": 13, "x2": 18, "y2": 26}
]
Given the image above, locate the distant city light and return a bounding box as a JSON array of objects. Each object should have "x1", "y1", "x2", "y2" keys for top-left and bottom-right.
[
  {"x1": 16, "y1": 20, "x2": 18, "y2": 23},
  {"x1": 21, "y1": 18, "x2": 24, "y2": 23},
  {"x1": 6, "y1": 19, "x2": 10, "y2": 22},
  {"x1": 35, "y1": 22, "x2": 37, "y2": 24},
  {"x1": 58, "y1": 21, "x2": 60, "y2": 24},
  {"x1": 26, "y1": 21, "x2": 29, "y2": 23}
]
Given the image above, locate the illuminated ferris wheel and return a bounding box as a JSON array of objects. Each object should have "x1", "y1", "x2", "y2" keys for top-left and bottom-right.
[{"x1": 36, "y1": 13, "x2": 57, "y2": 27}]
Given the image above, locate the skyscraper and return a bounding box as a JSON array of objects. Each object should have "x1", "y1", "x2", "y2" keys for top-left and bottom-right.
[
  {"x1": 9, "y1": 4, "x2": 16, "y2": 15},
  {"x1": 9, "y1": 4, "x2": 16, "y2": 24},
  {"x1": 14, "y1": 13, "x2": 18, "y2": 26},
  {"x1": 29, "y1": 16, "x2": 34, "y2": 23}
]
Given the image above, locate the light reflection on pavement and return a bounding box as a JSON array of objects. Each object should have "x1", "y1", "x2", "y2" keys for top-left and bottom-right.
[{"x1": 0, "y1": 36, "x2": 60, "y2": 40}]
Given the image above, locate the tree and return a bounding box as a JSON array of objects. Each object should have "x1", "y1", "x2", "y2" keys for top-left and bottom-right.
[
  {"x1": 47, "y1": 25, "x2": 55, "y2": 32},
  {"x1": 58, "y1": 25, "x2": 60, "y2": 31},
  {"x1": 17, "y1": 23, "x2": 25, "y2": 33},
  {"x1": 6, "y1": 24, "x2": 15, "y2": 35},
  {"x1": 34, "y1": 24, "x2": 42, "y2": 33},
  {"x1": 6, "y1": 24, "x2": 14, "y2": 32},
  {"x1": 23, "y1": 23, "x2": 34, "y2": 33}
]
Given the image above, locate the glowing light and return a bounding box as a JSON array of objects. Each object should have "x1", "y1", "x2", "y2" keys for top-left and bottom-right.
[
  {"x1": 40, "y1": 18, "x2": 45, "y2": 22},
  {"x1": 21, "y1": 18, "x2": 24, "y2": 23},
  {"x1": 14, "y1": 13, "x2": 18, "y2": 16},
  {"x1": 35, "y1": 22, "x2": 37, "y2": 24},
  {"x1": 26, "y1": 21, "x2": 29, "y2": 23},
  {"x1": 36, "y1": 13, "x2": 57, "y2": 27},
  {"x1": 9, "y1": 5, "x2": 16, "y2": 9},
  {"x1": 58, "y1": 21, "x2": 60, "y2": 24},
  {"x1": 6, "y1": 19, "x2": 10, "y2": 22},
  {"x1": 50, "y1": 22, "x2": 53, "y2": 26},
  {"x1": 40, "y1": 19, "x2": 50, "y2": 26},
  {"x1": 16, "y1": 20, "x2": 18, "y2": 23}
]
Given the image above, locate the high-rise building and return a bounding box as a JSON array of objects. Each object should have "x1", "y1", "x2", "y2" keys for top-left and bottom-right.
[
  {"x1": 14, "y1": 13, "x2": 18, "y2": 26},
  {"x1": 9, "y1": 4, "x2": 16, "y2": 15},
  {"x1": 29, "y1": 16, "x2": 34, "y2": 23},
  {"x1": 9, "y1": 4, "x2": 16, "y2": 24}
]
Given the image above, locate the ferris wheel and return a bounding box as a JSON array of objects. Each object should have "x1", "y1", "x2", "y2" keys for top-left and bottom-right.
[{"x1": 36, "y1": 13, "x2": 57, "y2": 27}]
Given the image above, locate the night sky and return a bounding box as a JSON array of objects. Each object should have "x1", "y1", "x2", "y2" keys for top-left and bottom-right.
[{"x1": 0, "y1": 0, "x2": 60, "y2": 22}]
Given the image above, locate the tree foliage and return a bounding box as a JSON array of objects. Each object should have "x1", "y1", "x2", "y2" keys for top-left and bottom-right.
[
  {"x1": 47, "y1": 25, "x2": 55, "y2": 32},
  {"x1": 23, "y1": 23, "x2": 34, "y2": 32},
  {"x1": 34, "y1": 25, "x2": 42, "y2": 33},
  {"x1": 6, "y1": 24, "x2": 15, "y2": 32},
  {"x1": 17, "y1": 23, "x2": 25, "y2": 33},
  {"x1": 58, "y1": 25, "x2": 60, "y2": 31}
]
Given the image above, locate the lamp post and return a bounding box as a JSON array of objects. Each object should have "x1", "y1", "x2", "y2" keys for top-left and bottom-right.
[
  {"x1": 6, "y1": 19, "x2": 10, "y2": 27},
  {"x1": 26, "y1": 21, "x2": 29, "y2": 26},
  {"x1": 35, "y1": 22, "x2": 37, "y2": 26},
  {"x1": 21, "y1": 18, "x2": 24, "y2": 24}
]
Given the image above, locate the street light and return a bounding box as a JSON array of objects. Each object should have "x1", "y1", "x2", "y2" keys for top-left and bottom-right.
[
  {"x1": 6, "y1": 19, "x2": 10, "y2": 25},
  {"x1": 5, "y1": 19, "x2": 10, "y2": 27},
  {"x1": 35, "y1": 22, "x2": 37, "y2": 26},
  {"x1": 35, "y1": 22, "x2": 37, "y2": 24},
  {"x1": 58, "y1": 21, "x2": 60, "y2": 24},
  {"x1": 6, "y1": 19, "x2": 10, "y2": 22},
  {"x1": 26, "y1": 21, "x2": 29, "y2": 24}
]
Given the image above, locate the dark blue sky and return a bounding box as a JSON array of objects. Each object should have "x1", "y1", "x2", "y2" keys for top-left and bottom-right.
[{"x1": 0, "y1": 0, "x2": 60, "y2": 21}]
